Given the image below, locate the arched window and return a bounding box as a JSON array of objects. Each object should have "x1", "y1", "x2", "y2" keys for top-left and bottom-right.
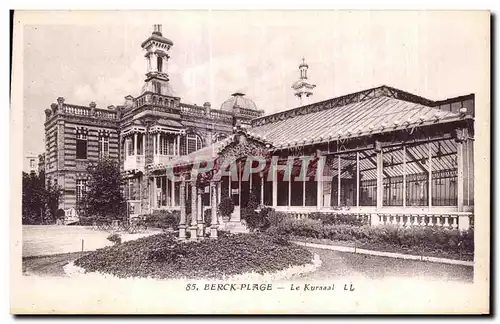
[
  {"x1": 157, "y1": 56, "x2": 163, "y2": 72},
  {"x1": 186, "y1": 133, "x2": 203, "y2": 154}
]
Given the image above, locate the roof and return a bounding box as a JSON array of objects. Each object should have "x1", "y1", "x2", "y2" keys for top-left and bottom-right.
[
  {"x1": 249, "y1": 95, "x2": 467, "y2": 148},
  {"x1": 157, "y1": 119, "x2": 183, "y2": 128},
  {"x1": 220, "y1": 93, "x2": 258, "y2": 111},
  {"x1": 147, "y1": 85, "x2": 473, "y2": 170},
  {"x1": 148, "y1": 136, "x2": 236, "y2": 171},
  {"x1": 291, "y1": 80, "x2": 316, "y2": 90},
  {"x1": 141, "y1": 34, "x2": 174, "y2": 48}
]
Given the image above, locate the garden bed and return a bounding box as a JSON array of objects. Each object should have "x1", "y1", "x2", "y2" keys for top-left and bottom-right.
[
  {"x1": 291, "y1": 236, "x2": 474, "y2": 261},
  {"x1": 267, "y1": 218, "x2": 474, "y2": 262},
  {"x1": 73, "y1": 233, "x2": 314, "y2": 279}
]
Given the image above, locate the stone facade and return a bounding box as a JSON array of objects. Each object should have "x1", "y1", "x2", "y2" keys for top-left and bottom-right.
[{"x1": 43, "y1": 25, "x2": 263, "y2": 215}]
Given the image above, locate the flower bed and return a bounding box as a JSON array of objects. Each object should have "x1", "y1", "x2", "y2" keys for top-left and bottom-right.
[
  {"x1": 267, "y1": 218, "x2": 474, "y2": 261},
  {"x1": 73, "y1": 233, "x2": 313, "y2": 279}
]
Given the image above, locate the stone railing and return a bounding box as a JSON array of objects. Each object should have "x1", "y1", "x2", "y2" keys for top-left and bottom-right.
[
  {"x1": 286, "y1": 211, "x2": 371, "y2": 224},
  {"x1": 180, "y1": 104, "x2": 234, "y2": 123},
  {"x1": 283, "y1": 210, "x2": 473, "y2": 230},
  {"x1": 239, "y1": 106, "x2": 264, "y2": 118},
  {"x1": 135, "y1": 93, "x2": 179, "y2": 110},
  {"x1": 180, "y1": 103, "x2": 206, "y2": 116},
  {"x1": 208, "y1": 109, "x2": 233, "y2": 122},
  {"x1": 372, "y1": 212, "x2": 473, "y2": 230},
  {"x1": 63, "y1": 105, "x2": 91, "y2": 117},
  {"x1": 62, "y1": 105, "x2": 118, "y2": 120},
  {"x1": 94, "y1": 109, "x2": 118, "y2": 120}
]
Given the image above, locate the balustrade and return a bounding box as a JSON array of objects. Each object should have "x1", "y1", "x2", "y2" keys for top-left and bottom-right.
[
  {"x1": 61, "y1": 105, "x2": 117, "y2": 120},
  {"x1": 281, "y1": 210, "x2": 471, "y2": 230}
]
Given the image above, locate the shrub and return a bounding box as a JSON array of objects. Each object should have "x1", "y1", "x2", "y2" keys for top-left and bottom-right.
[
  {"x1": 75, "y1": 232, "x2": 313, "y2": 279},
  {"x1": 246, "y1": 191, "x2": 260, "y2": 210},
  {"x1": 268, "y1": 211, "x2": 287, "y2": 228},
  {"x1": 309, "y1": 212, "x2": 367, "y2": 226},
  {"x1": 107, "y1": 233, "x2": 122, "y2": 245},
  {"x1": 217, "y1": 230, "x2": 233, "y2": 239},
  {"x1": 218, "y1": 197, "x2": 234, "y2": 220},
  {"x1": 241, "y1": 208, "x2": 259, "y2": 231},
  {"x1": 267, "y1": 218, "x2": 474, "y2": 255},
  {"x1": 242, "y1": 207, "x2": 275, "y2": 232},
  {"x1": 145, "y1": 210, "x2": 180, "y2": 230}
]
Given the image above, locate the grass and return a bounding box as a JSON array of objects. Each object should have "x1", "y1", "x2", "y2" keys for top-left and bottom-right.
[
  {"x1": 22, "y1": 252, "x2": 86, "y2": 276},
  {"x1": 302, "y1": 247, "x2": 473, "y2": 282},
  {"x1": 291, "y1": 236, "x2": 474, "y2": 261}
]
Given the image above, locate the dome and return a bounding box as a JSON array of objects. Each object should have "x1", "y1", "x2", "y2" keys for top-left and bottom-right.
[{"x1": 220, "y1": 93, "x2": 258, "y2": 111}]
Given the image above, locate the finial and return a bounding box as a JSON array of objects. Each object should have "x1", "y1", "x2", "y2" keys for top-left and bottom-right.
[{"x1": 153, "y1": 24, "x2": 162, "y2": 36}]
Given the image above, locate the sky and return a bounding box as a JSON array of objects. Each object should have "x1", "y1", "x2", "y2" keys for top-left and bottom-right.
[{"x1": 21, "y1": 10, "x2": 489, "y2": 159}]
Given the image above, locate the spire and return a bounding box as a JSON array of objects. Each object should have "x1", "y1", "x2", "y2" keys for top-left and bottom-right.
[{"x1": 291, "y1": 57, "x2": 316, "y2": 106}]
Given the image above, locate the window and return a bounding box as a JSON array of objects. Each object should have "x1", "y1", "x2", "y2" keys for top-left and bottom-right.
[
  {"x1": 99, "y1": 133, "x2": 110, "y2": 159},
  {"x1": 76, "y1": 129, "x2": 88, "y2": 160},
  {"x1": 186, "y1": 134, "x2": 203, "y2": 154},
  {"x1": 430, "y1": 140, "x2": 458, "y2": 206},
  {"x1": 76, "y1": 179, "x2": 87, "y2": 202},
  {"x1": 29, "y1": 159, "x2": 36, "y2": 169},
  {"x1": 157, "y1": 56, "x2": 163, "y2": 73},
  {"x1": 359, "y1": 151, "x2": 377, "y2": 206},
  {"x1": 159, "y1": 134, "x2": 168, "y2": 155},
  {"x1": 53, "y1": 130, "x2": 58, "y2": 164},
  {"x1": 127, "y1": 138, "x2": 134, "y2": 156}
]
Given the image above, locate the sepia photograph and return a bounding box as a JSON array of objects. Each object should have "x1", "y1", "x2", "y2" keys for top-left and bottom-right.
[{"x1": 9, "y1": 10, "x2": 490, "y2": 314}]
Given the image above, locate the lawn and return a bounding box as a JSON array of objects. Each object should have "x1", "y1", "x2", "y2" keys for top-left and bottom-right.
[
  {"x1": 301, "y1": 247, "x2": 473, "y2": 282},
  {"x1": 23, "y1": 225, "x2": 160, "y2": 257}
]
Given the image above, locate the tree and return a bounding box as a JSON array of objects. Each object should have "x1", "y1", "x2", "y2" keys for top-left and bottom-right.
[
  {"x1": 77, "y1": 158, "x2": 126, "y2": 224},
  {"x1": 22, "y1": 171, "x2": 61, "y2": 225}
]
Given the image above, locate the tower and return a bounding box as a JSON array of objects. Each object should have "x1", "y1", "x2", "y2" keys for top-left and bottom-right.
[
  {"x1": 291, "y1": 57, "x2": 316, "y2": 106},
  {"x1": 140, "y1": 24, "x2": 175, "y2": 96}
]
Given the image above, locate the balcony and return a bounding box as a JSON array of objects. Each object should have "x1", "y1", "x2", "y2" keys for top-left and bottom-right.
[
  {"x1": 124, "y1": 155, "x2": 145, "y2": 171},
  {"x1": 153, "y1": 154, "x2": 176, "y2": 166}
]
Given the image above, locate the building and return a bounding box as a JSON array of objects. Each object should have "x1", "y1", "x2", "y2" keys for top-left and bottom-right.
[
  {"x1": 38, "y1": 153, "x2": 45, "y2": 175},
  {"x1": 24, "y1": 155, "x2": 38, "y2": 175},
  {"x1": 43, "y1": 24, "x2": 263, "y2": 214},
  {"x1": 44, "y1": 25, "x2": 474, "y2": 236}
]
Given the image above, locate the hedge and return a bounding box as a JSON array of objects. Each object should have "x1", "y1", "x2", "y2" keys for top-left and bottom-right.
[
  {"x1": 267, "y1": 218, "x2": 474, "y2": 255},
  {"x1": 143, "y1": 210, "x2": 180, "y2": 230}
]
